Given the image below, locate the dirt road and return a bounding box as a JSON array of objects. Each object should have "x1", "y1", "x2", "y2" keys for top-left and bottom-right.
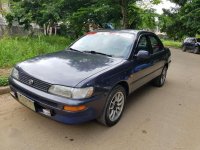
[{"x1": 0, "y1": 48, "x2": 200, "y2": 150}]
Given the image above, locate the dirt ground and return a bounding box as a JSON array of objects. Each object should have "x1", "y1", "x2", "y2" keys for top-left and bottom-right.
[
  {"x1": 0, "y1": 68, "x2": 11, "y2": 77},
  {"x1": 0, "y1": 48, "x2": 200, "y2": 150}
]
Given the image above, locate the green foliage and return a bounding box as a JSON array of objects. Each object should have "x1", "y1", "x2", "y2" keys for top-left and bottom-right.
[
  {"x1": 169, "y1": 0, "x2": 187, "y2": 6},
  {"x1": 179, "y1": 0, "x2": 200, "y2": 34},
  {"x1": 6, "y1": 0, "x2": 63, "y2": 31},
  {"x1": 6, "y1": 0, "x2": 160, "y2": 37},
  {"x1": 138, "y1": 9, "x2": 157, "y2": 30},
  {"x1": 67, "y1": 1, "x2": 122, "y2": 37},
  {"x1": 0, "y1": 36, "x2": 72, "y2": 68},
  {"x1": 128, "y1": 5, "x2": 157, "y2": 30},
  {"x1": 159, "y1": 0, "x2": 200, "y2": 40},
  {"x1": 0, "y1": 76, "x2": 8, "y2": 86}
]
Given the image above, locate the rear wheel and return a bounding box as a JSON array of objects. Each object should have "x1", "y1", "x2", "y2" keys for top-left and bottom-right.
[
  {"x1": 97, "y1": 85, "x2": 126, "y2": 127},
  {"x1": 152, "y1": 66, "x2": 168, "y2": 87}
]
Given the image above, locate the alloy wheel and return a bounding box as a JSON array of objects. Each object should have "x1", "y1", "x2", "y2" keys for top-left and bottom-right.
[
  {"x1": 161, "y1": 67, "x2": 167, "y2": 85},
  {"x1": 108, "y1": 91, "x2": 125, "y2": 122}
]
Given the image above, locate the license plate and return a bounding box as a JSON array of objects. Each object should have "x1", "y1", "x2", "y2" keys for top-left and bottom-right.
[{"x1": 17, "y1": 93, "x2": 36, "y2": 111}]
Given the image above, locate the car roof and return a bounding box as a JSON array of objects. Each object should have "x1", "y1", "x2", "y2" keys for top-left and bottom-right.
[{"x1": 94, "y1": 29, "x2": 154, "y2": 35}]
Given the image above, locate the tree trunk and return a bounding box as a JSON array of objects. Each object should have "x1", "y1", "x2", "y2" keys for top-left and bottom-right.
[
  {"x1": 120, "y1": 0, "x2": 128, "y2": 29},
  {"x1": 0, "y1": 0, "x2": 2, "y2": 10},
  {"x1": 47, "y1": 24, "x2": 50, "y2": 35},
  {"x1": 43, "y1": 24, "x2": 47, "y2": 35},
  {"x1": 55, "y1": 26, "x2": 57, "y2": 35},
  {"x1": 49, "y1": 27, "x2": 52, "y2": 36}
]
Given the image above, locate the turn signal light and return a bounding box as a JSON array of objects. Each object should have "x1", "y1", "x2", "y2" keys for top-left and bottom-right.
[{"x1": 63, "y1": 105, "x2": 86, "y2": 112}]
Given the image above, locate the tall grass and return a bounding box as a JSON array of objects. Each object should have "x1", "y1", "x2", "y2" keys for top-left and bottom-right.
[
  {"x1": 0, "y1": 36, "x2": 72, "y2": 68},
  {"x1": 162, "y1": 40, "x2": 182, "y2": 49}
]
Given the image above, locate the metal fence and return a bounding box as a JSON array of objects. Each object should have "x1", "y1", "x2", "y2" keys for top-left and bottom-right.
[{"x1": 0, "y1": 25, "x2": 42, "y2": 37}]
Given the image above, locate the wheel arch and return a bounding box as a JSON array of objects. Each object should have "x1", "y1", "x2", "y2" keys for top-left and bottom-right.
[{"x1": 115, "y1": 81, "x2": 129, "y2": 97}]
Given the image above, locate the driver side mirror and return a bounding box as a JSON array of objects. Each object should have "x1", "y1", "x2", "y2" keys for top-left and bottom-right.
[{"x1": 136, "y1": 50, "x2": 150, "y2": 60}]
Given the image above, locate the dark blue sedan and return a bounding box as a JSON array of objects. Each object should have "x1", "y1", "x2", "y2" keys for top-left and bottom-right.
[
  {"x1": 182, "y1": 37, "x2": 200, "y2": 54},
  {"x1": 9, "y1": 30, "x2": 171, "y2": 126}
]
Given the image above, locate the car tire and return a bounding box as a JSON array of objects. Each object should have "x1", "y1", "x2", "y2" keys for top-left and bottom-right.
[
  {"x1": 97, "y1": 85, "x2": 126, "y2": 127},
  {"x1": 182, "y1": 46, "x2": 187, "y2": 52},
  {"x1": 152, "y1": 66, "x2": 168, "y2": 87},
  {"x1": 194, "y1": 47, "x2": 199, "y2": 54}
]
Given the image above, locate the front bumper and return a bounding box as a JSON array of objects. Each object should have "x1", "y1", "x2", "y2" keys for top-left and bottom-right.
[{"x1": 9, "y1": 77, "x2": 106, "y2": 124}]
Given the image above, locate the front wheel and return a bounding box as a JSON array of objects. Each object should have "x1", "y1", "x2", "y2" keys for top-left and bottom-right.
[
  {"x1": 97, "y1": 86, "x2": 126, "y2": 127},
  {"x1": 194, "y1": 47, "x2": 199, "y2": 54},
  {"x1": 152, "y1": 66, "x2": 168, "y2": 87},
  {"x1": 182, "y1": 46, "x2": 187, "y2": 52}
]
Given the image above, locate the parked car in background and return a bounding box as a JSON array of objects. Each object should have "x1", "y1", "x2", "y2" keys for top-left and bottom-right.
[
  {"x1": 182, "y1": 37, "x2": 200, "y2": 54},
  {"x1": 9, "y1": 30, "x2": 171, "y2": 127}
]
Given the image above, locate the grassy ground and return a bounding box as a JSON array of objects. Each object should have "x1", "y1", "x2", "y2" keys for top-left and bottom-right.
[
  {"x1": 162, "y1": 40, "x2": 182, "y2": 49},
  {"x1": 0, "y1": 36, "x2": 72, "y2": 68},
  {"x1": 0, "y1": 76, "x2": 8, "y2": 86},
  {"x1": 0, "y1": 35, "x2": 72, "y2": 86}
]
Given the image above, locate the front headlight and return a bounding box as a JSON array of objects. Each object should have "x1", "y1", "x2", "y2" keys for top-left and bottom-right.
[
  {"x1": 11, "y1": 68, "x2": 19, "y2": 79},
  {"x1": 48, "y1": 85, "x2": 94, "y2": 99}
]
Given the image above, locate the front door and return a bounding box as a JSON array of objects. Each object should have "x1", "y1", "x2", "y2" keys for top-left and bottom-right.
[{"x1": 129, "y1": 35, "x2": 153, "y2": 92}]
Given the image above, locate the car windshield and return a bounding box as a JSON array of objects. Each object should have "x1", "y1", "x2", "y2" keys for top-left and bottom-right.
[
  {"x1": 70, "y1": 32, "x2": 135, "y2": 58},
  {"x1": 197, "y1": 38, "x2": 200, "y2": 42}
]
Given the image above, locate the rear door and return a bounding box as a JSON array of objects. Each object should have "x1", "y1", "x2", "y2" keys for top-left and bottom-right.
[{"x1": 147, "y1": 34, "x2": 166, "y2": 76}]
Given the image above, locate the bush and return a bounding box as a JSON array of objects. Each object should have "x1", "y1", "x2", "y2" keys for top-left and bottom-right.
[{"x1": 0, "y1": 36, "x2": 72, "y2": 68}]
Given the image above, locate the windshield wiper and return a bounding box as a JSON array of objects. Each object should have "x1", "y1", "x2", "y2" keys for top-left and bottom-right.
[
  {"x1": 83, "y1": 50, "x2": 112, "y2": 57},
  {"x1": 69, "y1": 48, "x2": 83, "y2": 53}
]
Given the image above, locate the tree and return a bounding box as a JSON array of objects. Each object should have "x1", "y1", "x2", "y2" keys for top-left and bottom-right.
[
  {"x1": 179, "y1": 0, "x2": 200, "y2": 35},
  {"x1": 159, "y1": 0, "x2": 200, "y2": 39},
  {"x1": 6, "y1": 0, "x2": 161, "y2": 37},
  {"x1": 6, "y1": 0, "x2": 62, "y2": 35}
]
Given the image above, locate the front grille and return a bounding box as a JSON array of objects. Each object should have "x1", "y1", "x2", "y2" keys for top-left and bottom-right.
[
  {"x1": 19, "y1": 70, "x2": 51, "y2": 92},
  {"x1": 10, "y1": 84, "x2": 58, "y2": 108}
]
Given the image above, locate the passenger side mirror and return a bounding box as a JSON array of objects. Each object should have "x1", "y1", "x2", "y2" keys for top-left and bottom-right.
[{"x1": 136, "y1": 50, "x2": 150, "y2": 60}]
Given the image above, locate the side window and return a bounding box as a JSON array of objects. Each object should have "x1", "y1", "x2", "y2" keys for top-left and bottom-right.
[
  {"x1": 188, "y1": 38, "x2": 196, "y2": 43},
  {"x1": 149, "y1": 36, "x2": 163, "y2": 54},
  {"x1": 191, "y1": 39, "x2": 196, "y2": 43},
  {"x1": 136, "y1": 36, "x2": 149, "y2": 53}
]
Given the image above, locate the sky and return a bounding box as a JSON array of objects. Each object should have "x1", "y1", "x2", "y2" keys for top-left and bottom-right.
[{"x1": 153, "y1": 0, "x2": 177, "y2": 14}]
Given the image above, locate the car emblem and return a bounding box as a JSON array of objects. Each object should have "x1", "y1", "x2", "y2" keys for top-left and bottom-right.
[{"x1": 28, "y1": 79, "x2": 34, "y2": 85}]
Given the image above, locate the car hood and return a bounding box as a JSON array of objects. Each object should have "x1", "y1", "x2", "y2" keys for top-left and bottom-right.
[{"x1": 17, "y1": 50, "x2": 123, "y2": 87}]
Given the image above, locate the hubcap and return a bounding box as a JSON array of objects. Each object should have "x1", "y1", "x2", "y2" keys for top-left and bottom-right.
[
  {"x1": 108, "y1": 92, "x2": 125, "y2": 122},
  {"x1": 161, "y1": 68, "x2": 167, "y2": 84}
]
